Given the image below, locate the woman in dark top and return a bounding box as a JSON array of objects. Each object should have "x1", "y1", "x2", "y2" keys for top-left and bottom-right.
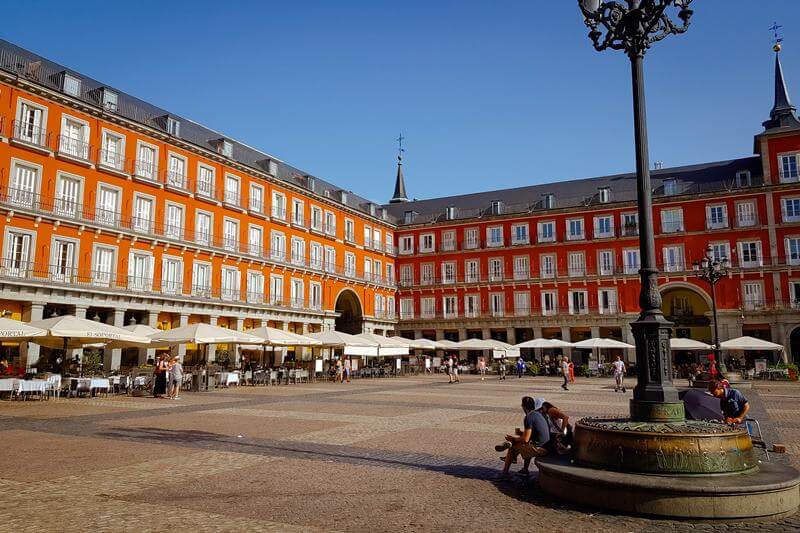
[
  {"x1": 153, "y1": 354, "x2": 168, "y2": 398},
  {"x1": 539, "y1": 400, "x2": 572, "y2": 454}
]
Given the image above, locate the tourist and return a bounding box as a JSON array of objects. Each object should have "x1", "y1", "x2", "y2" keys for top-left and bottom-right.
[
  {"x1": 612, "y1": 355, "x2": 626, "y2": 393},
  {"x1": 478, "y1": 357, "x2": 487, "y2": 381},
  {"x1": 708, "y1": 380, "x2": 750, "y2": 424},
  {"x1": 561, "y1": 356, "x2": 570, "y2": 391},
  {"x1": 499, "y1": 358, "x2": 507, "y2": 381},
  {"x1": 446, "y1": 355, "x2": 454, "y2": 383},
  {"x1": 496, "y1": 396, "x2": 550, "y2": 477},
  {"x1": 452, "y1": 355, "x2": 460, "y2": 383},
  {"x1": 343, "y1": 356, "x2": 352, "y2": 384},
  {"x1": 153, "y1": 354, "x2": 168, "y2": 398},
  {"x1": 516, "y1": 357, "x2": 525, "y2": 379},
  {"x1": 538, "y1": 399, "x2": 572, "y2": 454},
  {"x1": 169, "y1": 356, "x2": 183, "y2": 400},
  {"x1": 568, "y1": 359, "x2": 575, "y2": 383},
  {"x1": 335, "y1": 358, "x2": 343, "y2": 383}
]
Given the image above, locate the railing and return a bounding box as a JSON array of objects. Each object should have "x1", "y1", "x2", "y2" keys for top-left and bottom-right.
[
  {"x1": 779, "y1": 169, "x2": 800, "y2": 182},
  {"x1": 196, "y1": 179, "x2": 216, "y2": 200},
  {"x1": 249, "y1": 198, "x2": 265, "y2": 215},
  {"x1": 706, "y1": 218, "x2": 728, "y2": 230},
  {"x1": 223, "y1": 190, "x2": 241, "y2": 208},
  {"x1": 57, "y1": 135, "x2": 91, "y2": 161},
  {"x1": 98, "y1": 149, "x2": 127, "y2": 172},
  {"x1": 164, "y1": 169, "x2": 191, "y2": 191},
  {"x1": 271, "y1": 206, "x2": 287, "y2": 220},
  {"x1": 661, "y1": 221, "x2": 684, "y2": 233},
  {"x1": 395, "y1": 305, "x2": 627, "y2": 322},
  {"x1": 537, "y1": 233, "x2": 556, "y2": 243},
  {"x1": 11, "y1": 120, "x2": 49, "y2": 148},
  {"x1": 735, "y1": 214, "x2": 758, "y2": 227},
  {"x1": 133, "y1": 160, "x2": 159, "y2": 183},
  {"x1": 622, "y1": 223, "x2": 639, "y2": 236}
]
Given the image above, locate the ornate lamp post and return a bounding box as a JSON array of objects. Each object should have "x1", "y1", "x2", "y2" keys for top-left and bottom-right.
[
  {"x1": 578, "y1": 0, "x2": 692, "y2": 422},
  {"x1": 693, "y1": 246, "x2": 729, "y2": 360}
]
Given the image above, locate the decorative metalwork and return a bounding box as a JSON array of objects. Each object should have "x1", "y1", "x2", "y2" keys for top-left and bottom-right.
[
  {"x1": 693, "y1": 246, "x2": 729, "y2": 360},
  {"x1": 578, "y1": 417, "x2": 743, "y2": 435}
]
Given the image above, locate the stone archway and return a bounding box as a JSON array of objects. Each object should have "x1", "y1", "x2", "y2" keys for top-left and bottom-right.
[
  {"x1": 790, "y1": 327, "x2": 800, "y2": 364},
  {"x1": 335, "y1": 289, "x2": 363, "y2": 334},
  {"x1": 660, "y1": 284, "x2": 712, "y2": 343}
]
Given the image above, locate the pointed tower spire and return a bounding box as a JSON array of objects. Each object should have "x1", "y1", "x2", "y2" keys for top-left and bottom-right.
[
  {"x1": 390, "y1": 133, "x2": 409, "y2": 203},
  {"x1": 763, "y1": 24, "x2": 800, "y2": 131}
]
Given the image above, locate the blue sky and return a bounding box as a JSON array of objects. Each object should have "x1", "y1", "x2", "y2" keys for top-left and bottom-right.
[{"x1": 4, "y1": 1, "x2": 800, "y2": 202}]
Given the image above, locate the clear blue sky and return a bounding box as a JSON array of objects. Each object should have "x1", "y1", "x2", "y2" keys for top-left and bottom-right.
[{"x1": 4, "y1": 1, "x2": 800, "y2": 203}]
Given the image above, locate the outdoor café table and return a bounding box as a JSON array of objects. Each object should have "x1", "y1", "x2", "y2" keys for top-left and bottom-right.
[
  {"x1": 17, "y1": 379, "x2": 47, "y2": 399},
  {"x1": 88, "y1": 378, "x2": 110, "y2": 395},
  {"x1": 216, "y1": 372, "x2": 239, "y2": 387},
  {"x1": 133, "y1": 376, "x2": 149, "y2": 387},
  {"x1": 0, "y1": 378, "x2": 18, "y2": 396}
]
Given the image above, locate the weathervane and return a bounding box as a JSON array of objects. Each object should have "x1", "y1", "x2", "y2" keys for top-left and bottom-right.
[
  {"x1": 397, "y1": 133, "x2": 405, "y2": 162},
  {"x1": 770, "y1": 22, "x2": 783, "y2": 52}
]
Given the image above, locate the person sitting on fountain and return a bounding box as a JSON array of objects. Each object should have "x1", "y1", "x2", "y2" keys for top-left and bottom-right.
[
  {"x1": 495, "y1": 396, "x2": 550, "y2": 477},
  {"x1": 708, "y1": 380, "x2": 749, "y2": 425}
]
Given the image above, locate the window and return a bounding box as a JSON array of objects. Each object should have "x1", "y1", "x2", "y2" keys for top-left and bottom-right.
[
  {"x1": 542, "y1": 193, "x2": 555, "y2": 209},
  {"x1": 166, "y1": 154, "x2": 187, "y2": 189},
  {"x1": 421, "y1": 297, "x2": 436, "y2": 318},
  {"x1": 663, "y1": 178, "x2": 678, "y2": 196},
  {"x1": 15, "y1": 100, "x2": 47, "y2": 145},
  {"x1": 325, "y1": 247, "x2": 336, "y2": 273},
  {"x1": 166, "y1": 116, "x2": 180, "y2": 136},
  {"x1": 249, "y1": 225, "x2": 264, "y2": 256},
  {"x1": 269, "y1": 274, "x2": 284, "y2": 305},
  {"x1": 324, "y1": 211, "x2": 336, "y2": 236},
  {"x1": 707, "y1": 204, "x2": 728, "y2": 229},
  {"x1": 441, "y1": 262, "x2": 456, "y2": 284},
  {"x1": 464, "y1": 294, "x2": 480, "y2": 318},
  {"x1": 511, "y1": 223, "x2": 529, "y2": 245},
  {"x1": 224, "y1": 175, "x2": 241, "y2": 206},
  {"x1": 786, "y1": 237, "x2": 800, "y2": 266},
  {"x1": 290, "y1": 237, "x2": 305, "y2": 265},
  {"x1": 100, "y1": 130, "x2": 125, "y2": 170},
  {"x1": 374, "y1": 259, "x2": 382, "y2": 282},
  {"x1": 513, "y1": 256, "x2": 530, "y2": 280},
  {"x1": 742, "y1": 282, "x2": 764, "y2": 310},
  {"x1": 134, "y1": 142, "x2": 158, "y2": 181},
  {"x1": 271, "y1": 191, "x2": 286, "y2": 219},
  {"x1": 96, "y1": 184, "x2": 120, "y2": 226},
  {"x1": 738, "y1": 241, "x2": 762, "y2": 268},
  {"x1": 3, "y1": 230, "x2": 32, "y2": 277},
  {"x1": 490, "y1": 293, "x2": 505, "y2": 317},
  {"x1": 540, "y1": 254, "x2": 555, "y2": 279},
  {"x1": 292, "y1": 199, "x2": 305, "y2": 226},
  {"x1": 624, "y1": 249, "x2": 640, "y2": 274},
  {"x1": 541, "y1": 291, "x2": 557, "y2": 316},
  {"x1": 566, "y1": 218, "x2": 584, "y2": 240},
  {"x1": 311, "y1": 206, "x2": 323, "y2": 231},
  {"x1": 223, "y1": 219, "x2": 240, "y2": 252},
  {"x1": 101, "y1": 89, "x2": 118, "y2": 111},
  {"x1": 661, "y1": 208, "x2": 684, "y2": 233},
  {"x1": 783, "y1": 198, "x2": 800, "y2": 222},
  {"x1": 537, "y1": 221, "x2": 555, "y2": 243},
  {"x1": 736, "y1": 170, "x2": 752, "y2": 188},
  {"x1": 736, "y1": 201, "x2": 757, "y2": 227},
  {"x1": 128, "y1": 252, "x2": 154, "y2": 291},
  {"x1": 622, "y1": 212, "x2": 638, "y2": 236},
  {"x1": 399, "y1": 235, "x2": 413, "y2": 254},
  {"x1": 59, "y1": 116, "x2": 89, "y2": 159},
  {"x1": 249, "y1": 184, "x2": 264, "y2": 214},
  {"x1": 780, "y1": 154, "x2": 799, "y2": 182},
  {"x1": 164, "y1": 203, "x2": 184, "y2": 240},
  {"x1": 372, "y1": 228, "x2": 381, "y2": 249},
  {"x1": 54, "y1": 173, "x2": 81, "y2": 218},
  {"x1": 568, "y1": 252, "x2": 585, "y2": 277},
  {"x1": 598, "y1": 288, "x2": 618, "y2": 314},
  {"x1": 400, "y1": 298, "x2": 415, "y2": 319},
  {"x1": 399, "y1": 265, "x2": 413, "y2": 287},
  {"x1": 662, "y1": 245, "x2": 684, "y2": 272},
  {"x1": 161, "y1": 257, "x2": 182, "y2": 294},
  {"x1": 374, "y1": 294, "x2": 386, "y2": 317},
  {"x1": 599, "y1": 250, "x2": 615, "y2": 276},
  {"x1": 593, "y1": 215, "x2": 613, "y2": 238},
  {"x1": 197, "y1": 164, "x2": 215, "y2": 198},
  {"x1": 342, "y1": 252, "x2": 355, "y2": 277},
  {"x1": 310, "y1": 242, "x2": 323, "y2": 270},
  {"x1": 270, "y1": 231, "x2": 286, "y2": 261},
  {"x1": 568, "y1": 290, "x2": 588, "y2": 315},
  {"x1": 195, "y1": 211, "x2": 212, "y2": 246},
  {"x1": 132, "y1": 195, "x2": 154, "y2": 233},
  {"x1": 710, "y1": 242, "x2": 730, "y2": 263},
  {"x1": 385, "y1": 232, "x2": 394, "y2": 254},
  {"x1": 420, "y1": 263, "x2": 434, "y2": 285},
  {"x1": 92, "y1": 245, "x2": 115, "y2": 286},
  {"x1": 514, "y1": 291, "x2": 530, "y2": 316},
  {"x1": 192, "y1": 262, "x2": 212, "y2": 297},
  {"x1": 9, "y1": 161, "x2": 40, "y2": 208},
  {"x1": 489, "y1": 258, "x2": 504, "y2": 281},
  {"x1": 487, "y1": 226, "x2": 504, "y2": 247},
  {"x1": 386, "y1": 263, "x2": 394, "y2": 284},
  {"x1": 62, "y1": 73, "x2": 81, "y2": 97},
  {"x1": 464, "y1": 259, "x2": 479, "y2": 283},
  {"x1": 790, "y1": 282, "x2": 800, "y2": 309},
  {"x1": 50, "y1": 238, "x2": 76, "y2": 282},
  {"x1": 387, "y1": 296, "x2": 395, "y2": 318},
  {"x1": 420, "y1": 233, "x2": 435, "y2": 252},
  {"x1": 220, "y1": 267, "x2": 240, "y2": 301},
  {"x1": 290, "y1": 278, "x2": 304, "y2": 308},
  {"x1": 345, "y1": 219, "x2": 355, "y2": 242},
  {"x1": 598, "y1": 187, "x2": 611, "y2": 203},
  {"x1": 442, "y1": 230, "x2": 456, "y2": 251},
  {"x1": 309, "y1": 282, "x2": 322, "y2": 310},
  {"x1": 443, "y1": 296, "x2": 458, "y2": 318},
  {"x1": 464, "y1": 228, "x2": 479, "y2": 249},
  {"x1": 247, "y1": 271, "x2": 265, "y2": 303}
]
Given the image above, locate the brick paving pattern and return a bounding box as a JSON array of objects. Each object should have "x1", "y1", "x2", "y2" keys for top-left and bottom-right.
[{"x1": 0, "y1": 375, "x2": 798, "y2": 532}]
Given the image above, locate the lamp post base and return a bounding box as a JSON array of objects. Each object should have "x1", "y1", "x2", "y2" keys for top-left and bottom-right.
[{"x1": 629, "y1": 399, "x2": 685, "y2": 422}]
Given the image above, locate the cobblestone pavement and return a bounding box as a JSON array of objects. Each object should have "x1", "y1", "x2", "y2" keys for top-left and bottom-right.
[{"x1": 0, "y1": 375, "x2": 798, "y2": 532}]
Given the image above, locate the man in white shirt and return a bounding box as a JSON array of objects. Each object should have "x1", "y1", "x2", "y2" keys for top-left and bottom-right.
[
  {"x1": 612, "y1": 355, "x2": 626, "y2": 393},
  {"x1": 561, "y1": 356, "x2": 570, "y2": 391}
]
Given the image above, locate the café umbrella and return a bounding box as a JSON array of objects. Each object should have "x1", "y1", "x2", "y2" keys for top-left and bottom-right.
[
  {"x1": 240, "y1": 326, "x2": 323, "y2": 366},
  {"x1": 29, "y1": 315, "x2": 150, "y2": 349},
  {"x1": 570, "y1": 337, "x2": 635, "y2": 366},
  {"x1": 100, "y1": 324, "x2": 162, "y2": 350},
  {"x1": 304, "y1": 330, "x2": 379, "y2": 356},
  {"x1": 0, "y1": 317, "x2": 46, "y2": 341},
  {"x1": 149, "y1": 323, "x2": 263, "y2": 362},
  {"x1": 670, "y1": 338, "x2": 713, "y2": 351},
  {"x1": 352, "y1": 332, "x2": 409, "y2": 357}
]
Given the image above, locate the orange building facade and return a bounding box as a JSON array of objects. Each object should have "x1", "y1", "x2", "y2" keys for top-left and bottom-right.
[{"x1": 0, "y1": 41, "x2": 396, "y2": 370}]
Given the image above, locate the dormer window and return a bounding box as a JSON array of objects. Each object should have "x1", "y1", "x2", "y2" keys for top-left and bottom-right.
[
  {"x1": 339, "y1": 191, "x2": 348, "y2": 204},
  {"x1": 490, "y1": 200, "x2": 504, "y2": 215},
  {"x1": 166, "y1": 116, "x2": 180, "y2": 137},
  {"x1": 323, "y1": 189, "x2": 331, "y2": 198},
  {"x1": 101, "y1": 88, "x2": 118, "y2": 112},
  {"x1": 369, "y1": 204, "x2": 377, "y2": 217},
  {"x1": 221, "y1": 140, "x2": 233, "y2": 158},
  {"x1": 663, "y1": 178, "x2": 678, "y2": 196},
  {"x1": 445, "y1": 206, "x2": 456, "y2": 220},
  {"x1": 61, "y1": 72, "x2": 81, "y2": 97},
  {"x1": 736, "y1": 170, "x2": 752, "y2": 188},
  {"x1": 306, "y1": 176, "x2": 316, "y2": 192},
  {"x1": 542, "y1": 193, "x2": 555, "y2": 209},
  {"x1": 404, "y1": 211, "x2": 416, "y2": 224},
  {"x1": 598, "y1": 187, "x2": 611, "y2": 203}
]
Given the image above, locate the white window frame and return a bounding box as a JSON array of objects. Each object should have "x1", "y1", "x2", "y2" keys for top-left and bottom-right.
[
  {"x1": 486, "y1": 226, "x2": 504, "y2": 247},
  {"x1": 593, "y1": 215, "x2": 614, "y2": 238},
  {"x1": 566, "y1": 218, "x2": 585, "y2": 241},
  {"x1": 463, "y1": 228, "x2": 479, "y2": 249},
  {"x1": 537, "y1": 220, "x2": 555, "y2": 243},
  {"x1": 706, "y1": 204, "x2": 728, "y2": 229},
  {"x1": 420, "y1": 233, "x2": 435, "y2": 253},
  {"x1": 660, "y1": 207, "x2": 684, "y2": 233},
  {"x1": 511, "y1": 223, "x2": 529, "y2": 245}
]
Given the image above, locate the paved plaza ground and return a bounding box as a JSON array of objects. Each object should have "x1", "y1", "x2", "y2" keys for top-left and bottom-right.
[{"x1": 0, "y1": 374, "x2": 799, "y2": 532}]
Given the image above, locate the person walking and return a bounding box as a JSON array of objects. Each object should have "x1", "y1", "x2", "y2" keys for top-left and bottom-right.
[
  {"x1": 452, "y1": 355, "x2": 460, "y2": 383},
  {"x1": 343, "y1": 357, "x2": 352, "y2": 384},
  {"x1": 446, "y1": 355, "x2": 454, "y2": 383},
  {"x1": 478, "y1": 357, "x2": 487, "y2": 381},
  {"x1": 335, "y1": 358, "x2": 343, "y2": 383},
  {"x1": 568, "y1": 360, "x2": 575, "y2": 383},
  {"x1": 153, "y1": 353, "x2": 168, "y2": 398},
  {"x1": 561, "y1": 356, "x2": 570, "y2": 391},
  {"x1": 169, "y1": 356, "x2": 183, "y2": 399},
  {"x1": 516, "y1": 357, "x2": 525, "y2": 379},
  {"x1": 499, "y1": 358, "x2": 507, "y2": 381},
  {"x1": 612, "y1": 355, "x2": 626, "y2": 393}
]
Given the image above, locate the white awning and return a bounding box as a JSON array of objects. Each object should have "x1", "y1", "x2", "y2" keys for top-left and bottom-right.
[
  {"x1": 719, "y1": 336, "x2": 784, "y2": 351},
  {"x1": 570, "y1": 338, "x2": 635, "y2": 349},
  {"x1": 353, "y1": 333, "x2": 409, "y2": 357},
  {"x1": 304, "y1": 330, "x2": 379, "y2": 356},
  {"x1": 514, "y1": 338, "x2": 573, "y2": 349},
  {"x1": 669, "y1": 338, "x2": 713, "y2": 351},
  {"x1": 149, "y1": 323, "x2": 262, "y2": 345},
  {"x1": 30, "y1": 315, "x2": 150, "y2": 349},
  {"x1": 243, "y1": 326, "x2": 322, "y2": 347},
  {"x1": 0, "y1": 317, "x2": 46, "y2": 341}
]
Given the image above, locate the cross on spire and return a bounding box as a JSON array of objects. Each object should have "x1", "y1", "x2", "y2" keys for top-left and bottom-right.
[
  {"x1": 390, "y1": 133, "x2": 409, "y2": 203},
  {"x1": 770, "y1": 22, "x2": 784, "y2": 52},
  {"x1": 397, "y1": 133, "x2": 405, "y2": 161}
]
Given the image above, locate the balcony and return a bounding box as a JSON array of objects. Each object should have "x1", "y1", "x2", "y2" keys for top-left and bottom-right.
[
  {"x1": 537, "y1": 233, "x2": 556, "y2": 244},
  {"x1": 98, "y1": 149, "x2": 128, "y2": 175},
  {"x1": 164, "y1": 170, "x2": 191, "y2": 193},
  {"x1": 271, "y1": 206, "x2": 287, "y2": 221},
  {"x1": 57, "y1": 135, "x2": 91, "y2": 164},
  {"x1": 779, "y1": 169, "x2": 800, "y2": 183},
  {"x1": 568, "y1": 266, "x2": 586, "y2": 278},
  {"x1": 11, "y1": 120, "x2": 50, "y2": 152},
  {"x1": 463, "y1": 239, "x2": 480, "y2": 250},
  {"x1": 622, "y1": 223, "x2": 639, "y2": 237},
  {"x1": 566, "y1": 232, "x2": 584, "y2": 242},
  {"x1": 706, "y1": 218, "x2": 728, "y2": 230},
  {"x1": 196, "y1": 180, "x2": 218, "y2": 202},
  {"x1": 223, "y1": 190, "x2": 243, "y2": 210},
  {"x1": 661, "y1": 221, "x2": 684, "y2": 234},
  {"x1": 133, "y1": 161, "x2": 161, "y2": 186},
  {"x1": 736, "y1": 214, "x2": 758, "y2": 227}
]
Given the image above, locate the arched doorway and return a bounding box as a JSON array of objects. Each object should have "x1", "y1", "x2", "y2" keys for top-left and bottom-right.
[
  {"x1": 661, "y1": 284, "x2": 712, "y2": 367},
  {"x1": 335, "y1": 289, "x2": 363, "y2": 334},
  {"x1": 790, "y1": 327, "x2": 800, "y2": 364}
]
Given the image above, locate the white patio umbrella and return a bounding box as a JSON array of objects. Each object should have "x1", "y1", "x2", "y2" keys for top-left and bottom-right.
[
  {"x1": 304, "y1": 330, "x2": 379, "y2": 356},
  {"x1": 353, "y1": 333, "x2": 409, "y2": 357},
  {"x1": 30, "y1": 315, "x2": 150, "y2": 350},
  {"x1": 434, "y1": 339, "x2": 461, "y2": 350},
  {"x1": 0, "y1": 317, "x2": 46, "y2": 341},
  {"x1": 455, "y1": 338, "x2": 514, "y2": 350},
  {"x1": 240, "y1": 326, "x2": 323, "y2": 366},
  {"x1": 391, "y1": 337, "x2": 442, "y2": 350},
  {"x1": 514, "y1": 338, "x2": 573, "y2": 349},
  {"x1": 150, "y1": 323, "x2": 263, "y2": 366},
  {"x1": 99, "y1": 324, "x2": 162, "y2": 350},
  {"x1": 571, "y1": 337, "x2": 635, "y2": 366},
  {"x1": 669, "y1": 338, "x2": 713, "y2": 351},
  {"x1": 719, "y1": 336, "x2": 784, "y2": 351}
]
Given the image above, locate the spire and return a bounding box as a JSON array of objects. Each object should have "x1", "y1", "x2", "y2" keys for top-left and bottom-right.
[
  {"x1": 763, "y1": 24, "x2": 800, "y2": 131},
  {"x1": 389, "y1": 133, "x2": 409, "y2": 203}
]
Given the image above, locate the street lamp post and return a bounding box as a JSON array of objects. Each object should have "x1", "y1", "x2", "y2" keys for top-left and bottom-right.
[
  {"x1": 693, "y1": 246, "x2": 729, "y2": 361},
  {"x1": 578, "y1": 0, "x2": 693, "y2": 422}
]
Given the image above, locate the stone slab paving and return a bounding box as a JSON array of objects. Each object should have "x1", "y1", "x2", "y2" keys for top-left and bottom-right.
[{"x1": 0, "y1": 374, "x2": 798, "y2": 532}]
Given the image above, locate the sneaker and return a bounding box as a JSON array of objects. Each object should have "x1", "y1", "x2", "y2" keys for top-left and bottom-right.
[
  {"x1": 495, "y1": 442, "x2": 511, "y2": 452},
  {"x1": 173, "y1": 396, "x2": 181, "y2": 400}
]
